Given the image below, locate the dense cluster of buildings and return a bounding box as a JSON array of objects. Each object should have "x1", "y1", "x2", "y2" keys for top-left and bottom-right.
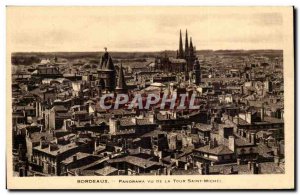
[{"x1": 12, "y1": 29, "x2": 284, "y2": 176}]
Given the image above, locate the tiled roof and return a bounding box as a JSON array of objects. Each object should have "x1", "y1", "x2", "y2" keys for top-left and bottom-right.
[
  {"x1": 259, "y1": 162, "x2": 284, "y2": 174},
  {"x1": 195, "y1": 123, "x2": 212, "y2": 131},
  {"x1": 264, "y1": 116, "x2": 284, "y2": 124},
  {"x1": 235, "y1": 138, "x2": 255, "y2": 147},
  {"x1": 136, "y1": 118, "x2": 154, "y2": 126},
  {"x1": 141, "y1": 130, "x2": 167, "y2": 137},
  {"x1": 94, "y1": 166, "x2": 118, "y2": 176},
  {"x1": 120, "y1": 119, "x2": 135, "y2": 126},
  {"x1": 61, "y1": 152, "x2": 91, "y2": 165},
  {"x1": 256, "y1": 144, "x2": 273, "y2": 158},
  {"x1": 108, "y1": 156, "x2": 159, "y2": 169},
  {"x1": 29, "y1": 131, "x2": 54, "y2": 143},
  {"x1": 195, "y1": 144, "x2": 234, "y2": 155}
]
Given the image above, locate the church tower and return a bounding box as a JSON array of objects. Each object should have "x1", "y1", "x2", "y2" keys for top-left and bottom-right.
[
  {"x1": 97, "y1": 48, "x2": 116, "y2": 92},
  {"x1": 190, "y1": 37, "x2": 195, "y2": 60},
  {"x1": 115, "y1": 62, "x2": 128, "y2": 94}
]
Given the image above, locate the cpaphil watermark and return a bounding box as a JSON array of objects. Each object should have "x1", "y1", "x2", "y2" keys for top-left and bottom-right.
[{"x1": 99, "y1": 93, "x2": 200, "y2": 110}]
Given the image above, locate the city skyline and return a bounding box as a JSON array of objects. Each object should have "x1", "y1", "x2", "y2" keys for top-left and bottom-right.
[{"x1": 7, "y1": 6, "x2": 294, "y2": 190}]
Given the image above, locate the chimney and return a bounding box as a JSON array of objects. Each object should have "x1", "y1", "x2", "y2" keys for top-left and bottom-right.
[
  {"x1": 198, "y1": 163, "x2": 204, "y2": 175},
  {"x1": 208, "y1": 140, "x2": 214, "y2": 149},
  {"x1": 166, "y1": 113, "x2": 170, "y2": 119},
  {"x1": 228, "y1": 136, "x2": 235, "y2": 152},
  {"x1": 204, "y1": 137, "x2": 209, "y2": 145},
  {"x1": 273, "y1": 146, "x2": 279, "y2": 156},
  {"x1": 35, "y1": 101, "x2": 39, "y2": 117},
  {"x1": 184, "y1": 163, "x2": 188, "y2": 170},
  {"x1": 19, "y1": 167, "x2": 27, "y2": 177},
  {"x1": 246, "y1": 132, "x2": 251, "y2": 142},
  {"x1": 73, "y1": 155, "x2": 77, "y2": 162},
  {"x1": 40, "y1": 141, "x2": 48, "y2": 149},
  {"x1": 250, "y1": 133, "x2": 256, "y2": 145},
  {"x1": 131, "y1": 117, "x2": 137, "y2": 125},
  {"x1": 149, "y1": 114, "x2": 154, "y2": 123},
  {"x1": 229, "y1": 165, "x2": 234, "y2": 174},
  {"x1": 203, "y1": 163, "x2": 210, "y2": 175},
  {"x1": 213, "y1": 138, "x2": 218, "y2": 147},
  {"x1": 94, "y1": 139, "x2": 98, "y2": 152},
  {"x1": 261, "y1": 104, "x2": 265, "y2": 121},
  {"x1": 191, "y1": 122, "x2": 195, "y2": 129},
  {"x1": 251, "y1": 162, "x2": 259, "y2": 174},
  {"x1": 159, "y1": 158, "x2": 163, "y2": 164},
  {"x1": 274, "y1": 156, "x2": 280, "y2": 166},
  {"x1": 90, "y1": 117, "x2": 94, "y2": 125},
  {"x1": 248, "y1": 161, "x2": 252, "y2": 171},
  {"x1": 154, "y1": 110, "x2": 157, "y2": 120},
  {"x1": 163, "y1": 167, "x2": 167, "y2": 175},
  {"x1": 241, "y1": 85, "x2": 244, "y2": 95},
  {"x1": 173, "y1": 152, "x2": 178, "y2": 159}
]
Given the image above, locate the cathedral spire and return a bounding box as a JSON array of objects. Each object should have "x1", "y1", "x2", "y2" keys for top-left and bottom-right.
[
  {"x1": 190, "y1": 37, "x2": 195, "y2": 60},
  {"x1": 185, "y1": 29, "x2": 189, "y2": 58},
  {"x1": 190, "y1": 37, "x2": 193, "y2": 50},
  {"x1": 178, "y1": 29, "x2": 184, "y2": 59}
]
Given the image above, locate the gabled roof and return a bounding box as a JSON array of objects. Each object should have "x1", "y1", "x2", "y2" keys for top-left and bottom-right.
[{"x1": 95, "y1": 166, "x2": 118, "y2": 176}]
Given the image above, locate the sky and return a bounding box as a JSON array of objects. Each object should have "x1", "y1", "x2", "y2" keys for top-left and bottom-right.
[{"x1": 7, "y1": 7, "x2": 288, "y2": 52}]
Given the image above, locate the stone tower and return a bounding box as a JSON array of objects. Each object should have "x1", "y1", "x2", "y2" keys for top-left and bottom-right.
[
  {"x1": 97, "y1": 48, "x2": 116, "y2": 92},
  {"x1": 193, "y1": 59, "x2": 201, "y2": 85},
  {"x1": 115, "y1": 62, "x2": 128, "y2": 94}
]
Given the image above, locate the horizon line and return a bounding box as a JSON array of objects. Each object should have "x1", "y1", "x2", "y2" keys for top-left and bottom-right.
[{"x1": 12, "y1": 49, "x2": 284, "y2": 53}]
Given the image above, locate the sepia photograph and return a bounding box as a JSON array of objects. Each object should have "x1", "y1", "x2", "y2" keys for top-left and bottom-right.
[{"x1": 6, "y1": 6, "x2": 295, "y2": 190}]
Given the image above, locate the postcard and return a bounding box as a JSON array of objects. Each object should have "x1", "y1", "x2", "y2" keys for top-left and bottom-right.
[{"x1": 6, "y1": 6, "x2": 294, "y2": 190}]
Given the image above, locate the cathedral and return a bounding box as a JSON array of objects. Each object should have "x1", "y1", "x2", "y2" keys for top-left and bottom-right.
[
  {"x1": 154, "y1": 29, "x2": 201, "y2": 84},
  {"x1": 176, "y1": 29, "x2": 196, "y2": 72},
  {"x1": 155, "y1": 29, "x2": 197, "y2": 72}
]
